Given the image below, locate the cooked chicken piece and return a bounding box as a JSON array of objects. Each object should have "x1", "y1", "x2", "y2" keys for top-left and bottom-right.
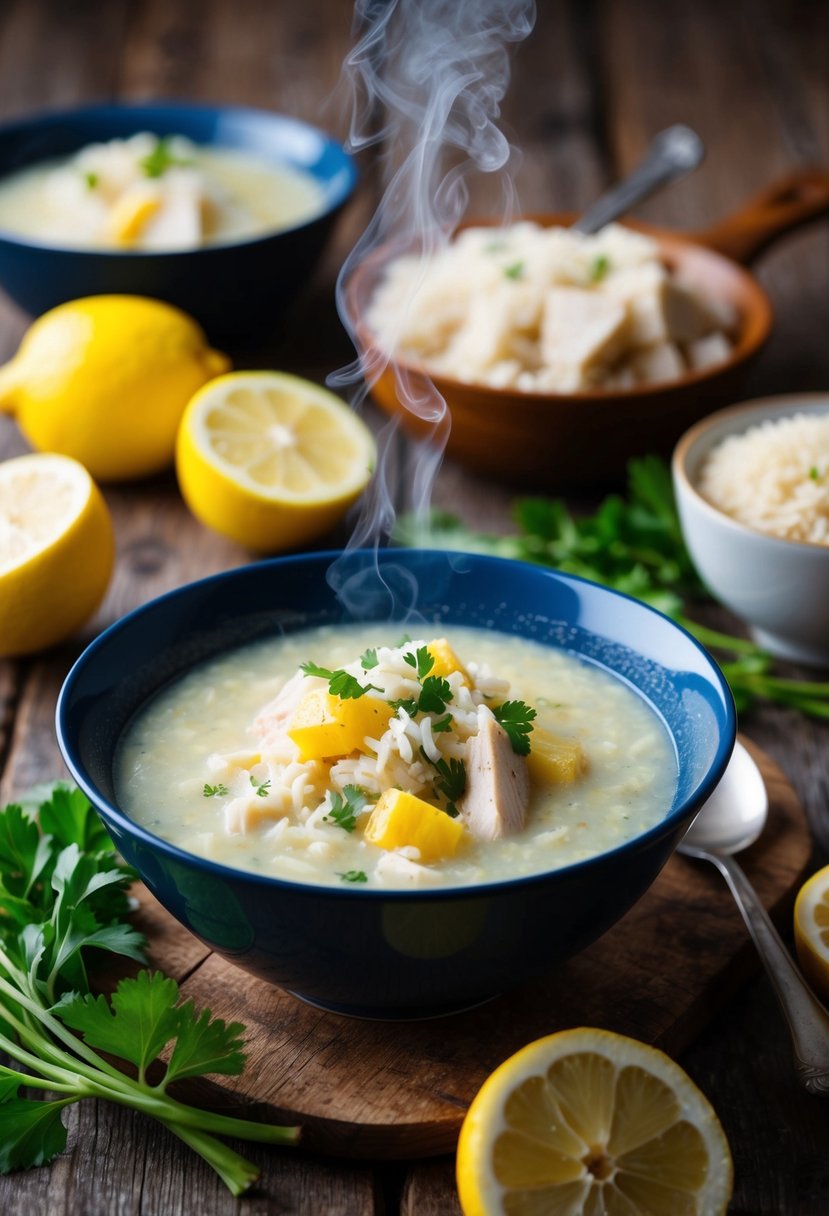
[
  {"x1": 375, "y1": 851, "x2": 442, "y2": 886},
  {"x1": 251, "y1": 670, "x2": 314, "y2": 753},
  {"x1": 461, "y1": 710, "x2": 530, "y2": 841}
]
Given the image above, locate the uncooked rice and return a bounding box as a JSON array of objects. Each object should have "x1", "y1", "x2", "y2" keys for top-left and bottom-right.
[{"x1": 697, "y1": 412, "x2": 829, "y2": 544}]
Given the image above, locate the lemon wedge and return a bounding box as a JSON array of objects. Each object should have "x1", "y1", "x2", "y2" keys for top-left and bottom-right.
[
  {"x1": 175, "y1": 371, "x2": 375, "y2": 552},
  {"x1": 456, "y1": 1027, "x2": 733, "y2": 1216},
  {"x1": 0, "y1": 453, "x2": 114, "y2": 657},
  {"x1": 0, "y1": 295, "x2": 229, "y2": 481},
  {"x1": 794, "y1": 864, "x2": 829, "y2": 1004}
]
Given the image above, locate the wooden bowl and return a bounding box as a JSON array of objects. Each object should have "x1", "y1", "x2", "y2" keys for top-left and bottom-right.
[{"x1": 347, "y1": 170, "x2": 829, "y2": 489}]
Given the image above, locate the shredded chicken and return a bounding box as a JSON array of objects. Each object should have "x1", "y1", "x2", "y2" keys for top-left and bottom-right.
[{"x1": 460, "y1": 709, "x2": 529, "y2": 840}]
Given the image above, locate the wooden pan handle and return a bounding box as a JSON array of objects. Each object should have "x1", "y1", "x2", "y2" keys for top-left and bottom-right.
[{"x1": 691, "y1": 169, "x2": 829, "y2": 264}]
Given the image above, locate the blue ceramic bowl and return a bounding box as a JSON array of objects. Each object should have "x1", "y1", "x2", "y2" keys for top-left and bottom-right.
[
  {"x1": 56, "y1": 550, "x2": 735, "y2": 1018},
  {"x1": 0, "y1": 102, "x2": 356, "y2": 338}
]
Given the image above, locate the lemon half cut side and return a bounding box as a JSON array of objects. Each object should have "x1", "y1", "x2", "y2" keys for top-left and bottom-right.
[
  {"x1": 0, "y1": 453, "x2": 114, "y2": 657},
  {"x1": 456, "y1": 1027, "x2": 733, "y2": 1216},
  {"x1": 175, "y1": 371, "x2": 375, "y2": 553},
  {"x1": 794, "y1": 864, "x2": 829, "y2": 1004}
]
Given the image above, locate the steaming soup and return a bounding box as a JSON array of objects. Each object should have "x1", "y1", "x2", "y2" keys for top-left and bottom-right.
[
  {"x1": 0, "y1": 132, "x2": 326, "y2": 250},
  {"x1": 116, "y1": 625, "x2": 676, "y2": 889}
]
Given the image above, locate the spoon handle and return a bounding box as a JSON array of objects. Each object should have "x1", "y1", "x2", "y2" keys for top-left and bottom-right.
[
  {"x1": 572, "y1": 124, "x2": 705, "y2": 235},
  {"x1": 707, "y1": 850, "x2": 829, "y2": 1095}
]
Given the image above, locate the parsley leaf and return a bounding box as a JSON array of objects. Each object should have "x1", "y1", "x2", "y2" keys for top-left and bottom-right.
[
  {"x1": 0, "y1": 785, "x2": 300, "y2": 1194},
  {"x1": 403, "y1": 646, "x2": 435, "y2": 679},
  {"x1": 417, "y1": 675, "x2": 452, "y2": 715},
  {"x1": 338, "y1": 870, "x2": 368, "y2": 883},
  {"x1": 588, "y1": 253, "x2": 611, "y2": 282},
  {"x1": 492, "y1": 701, "x2": 537, "y2": 756},
  {"x1": 83, "y1": 171, "x2": 98, "y2": 189},
  {"x1": 139, "y1": 135, "x2": 191, "y2": 178},
  {"x1": 360, "y1": 648, "x2": 379, "y2": 670},
  {"x1": 504, "y1": 260, "x2": 525, "y2": 280},
  {"x1": 249, "y1": 775, "x2": 271, "y2": 798},
  {"x1": 419, "y1": 751, "x2": 466, "y2": 816},
  {"x1": 300, "y1": 661, "x2": 379, "y2": 700},
  {"x1": 432, "y1": 713, "x2": 453, "y2": 733},
  {"x1": 389, "y1": 697, "x2": 419, "y2": 717},
  {"x1": 324, "y1": 785, "x2": 376, "y2": 832},
  {"x1": 203, "y1": 783, "x2": 229, "y2": 798}
]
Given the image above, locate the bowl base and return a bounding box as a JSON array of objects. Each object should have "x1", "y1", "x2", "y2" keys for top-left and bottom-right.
[
  {"x1": 286, "y1": 986, "x2": 500, "y2": 1022},
  {"x1": 750, "y1": 627, "x2": 829, "y2": 670}
]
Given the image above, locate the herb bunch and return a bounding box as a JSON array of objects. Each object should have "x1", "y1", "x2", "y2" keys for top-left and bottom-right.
[
  {"x1": 0, "y1": 784, "x2": 298, "y2": 1193},
  {"x1": 397, "y1": 455, "x2": 829, "y2": 718}
]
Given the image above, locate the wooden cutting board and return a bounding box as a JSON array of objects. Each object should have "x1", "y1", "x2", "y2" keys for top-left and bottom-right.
[{"x1": 132, "y1": 737, "x2": 812, "y2": 1160}]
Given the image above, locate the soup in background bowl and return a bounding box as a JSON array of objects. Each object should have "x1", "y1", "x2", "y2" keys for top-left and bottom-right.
[{"x1": 57, "y1": 550, "x2": 735, "y2": 1018}]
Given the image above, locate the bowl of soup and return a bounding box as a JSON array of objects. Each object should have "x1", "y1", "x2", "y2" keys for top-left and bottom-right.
[
  {"x1": 56, "y1": 549, "x2": 735, "y2": 1018},
  {"x1": 0, "y1": 102, "x2": 357, "y2": 338}
]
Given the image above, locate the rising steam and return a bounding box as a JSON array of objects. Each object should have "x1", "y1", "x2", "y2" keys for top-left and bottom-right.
[{"x1": 328, "y1": 0, "x2": 535, "y2": 612}]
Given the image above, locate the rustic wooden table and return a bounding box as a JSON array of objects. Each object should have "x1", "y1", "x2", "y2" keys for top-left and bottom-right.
[{"x1": 1, "y1": 1, "x2": 829, "y2": 1212}]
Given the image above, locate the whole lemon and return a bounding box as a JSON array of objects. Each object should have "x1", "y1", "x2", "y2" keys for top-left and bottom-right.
[{"x1": 0, "y1": 295, "x2": 230, "y2": 481}]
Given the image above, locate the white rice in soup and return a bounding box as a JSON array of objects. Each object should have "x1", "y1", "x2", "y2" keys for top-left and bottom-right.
[{"x1": 697, "y1": 412, "x2": 829, "y2": 544}]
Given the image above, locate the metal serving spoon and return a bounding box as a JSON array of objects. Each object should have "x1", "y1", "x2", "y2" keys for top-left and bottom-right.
[
  {"x1": 678, "y1": 740, "x2": 829, "y2": 1095},
  {"x1": 573, "y1": 124, "x2": 705, "y2": 235}
]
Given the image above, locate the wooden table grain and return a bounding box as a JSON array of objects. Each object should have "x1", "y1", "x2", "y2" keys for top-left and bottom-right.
[{"x1": 1, "y1": 1, "x2": 829, "y2": 1212}]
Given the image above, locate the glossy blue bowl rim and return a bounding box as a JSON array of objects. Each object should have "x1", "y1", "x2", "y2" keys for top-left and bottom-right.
[
  {"x1": 0, "y1": 100, "x2": 357, "y2": 256},
  {"x1": 56, "y1": 549, "x2": 736, "y2": 902}
]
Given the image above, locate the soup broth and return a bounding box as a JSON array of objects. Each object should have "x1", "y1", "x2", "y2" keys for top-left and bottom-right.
[{"x1": 115, "y1": 624, "x2": 677, "y2": 889}]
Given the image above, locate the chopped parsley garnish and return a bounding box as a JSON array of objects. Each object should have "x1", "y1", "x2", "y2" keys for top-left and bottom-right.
[
  {"x1": 504, "y1": 260, "x2": 525, "y2": 280},
  {"x1": 809, "y1": 466, "x2": 822, "y2": 481},
  {"x1": 300, "y1": 661, "x2": 380, "y2": 700},
  {"x1": 83, "y1": 171, "x2": 98, "y2": 189},
  {"x1": 140, "y1": 134, "x2": 192, "y2": 178},
  {"x1": 394, "y1": 632, "x2": 412, "y2": 647},
  {"x1": 250, "y1": 775, "x2": 271, "y2": 798},
  {"x1": 432, "y1": 713, "x2": 453, "y2": 733},
  {"x1": 420, "y1": 750, "x2": 466, "y2": 816},
  {"x1": 492, "y1": 700, "x2": 537, "y2": 756},
  {"x1": 324, "y1": 785, "x2": 376, "y2": 832},
  {"x1": 417, "y1": 675, "x2": 452, "y2": 715},
  {"x1": 588, "y1": 253, "x2": 611, "y2": 283},
  {"x1": 338, "y1": 870, "x2": 368, "y2": 883},
  {"x1": 390, "y1": 697, "x2": 419, "y2": 717},
  {"x1": 403, "y1": 646, "x2": 435, "y2": 678},
  {"x1": 360, "y1": 647, "x2": 379, "y2": 670},
  {"x1": 203, "y1": 783, "x2": 229, "y2": 798}
]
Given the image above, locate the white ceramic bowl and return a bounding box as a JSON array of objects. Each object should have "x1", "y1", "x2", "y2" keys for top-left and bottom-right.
[{"x1": 672, "y1": 393, "x2": 829, "y2": 667}]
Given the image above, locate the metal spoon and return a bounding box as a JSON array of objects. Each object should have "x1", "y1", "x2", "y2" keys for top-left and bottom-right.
[
  {"x1": 572, "y1": 124, "x2": 705, "y2": 235},
  {"x1": 679, "y1": 740, "x2": 829, "y2": 1095}
]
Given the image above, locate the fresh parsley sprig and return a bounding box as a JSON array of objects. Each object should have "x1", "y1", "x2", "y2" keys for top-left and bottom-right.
[
  {"x1": 300, "y1": 661, "x2": 380, "y2": 700},
  {"x1": 396, "y1": 456, "x2": 829, "y2": 719},
  {"x1": 492, "y1": 701, "x2": 537, "y2": 756},
  {"x1": 324, "y1": 785, "x2": 377, "y2": 832},
  {"x1": 0, "y1": 784, "x2": 299, "y2": 1194}
]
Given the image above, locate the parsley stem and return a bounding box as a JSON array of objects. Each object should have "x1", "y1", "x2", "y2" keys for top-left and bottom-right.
[{"x1": 164, "y1": 1122, "x2": 261, "y2": 1198}]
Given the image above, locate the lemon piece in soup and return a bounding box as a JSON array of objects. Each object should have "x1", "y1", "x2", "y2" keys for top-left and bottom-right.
[
  {"x1": 426, "y1": 637, "x2": 470, "y2": 683},
  {"x1": 0, "y1": 453, "x2": 114, "y2": 657},
  {"x1": 456, "y1": 1027, "x2": 733, "y2": 1216},
  {"x1": 175, "y1": 371, "x2": 375, "y2": 552},
  {"x1": 526, "y1": 728, "x2": 587, "y2": 785},
  {"x1": 365, "y1": 789, "x2": 466, "y2": 862},
  {"x1": 0, "y1": 295, "x2": 229, "y2": 481},
  {"x1": 288, "y1": 689, "x2": 393, "y2": 761},
  {"x1": 106, "y1": 183, "x2": 163, "y2": 245}
]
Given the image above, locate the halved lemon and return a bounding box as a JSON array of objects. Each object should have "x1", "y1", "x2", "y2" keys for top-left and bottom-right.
[
  {"x1": 0, "y1": 453, "x2": 114, "y2": 657},
  {"x1": 794, "y1": 864, "x2": 829, "y2": 1004},
  {"x1": 456, "y1": 1027, "x2": 733, "y2": 1216},
  {"x1": 175, "y1": 371, "x2": 375, "y2": 552}
]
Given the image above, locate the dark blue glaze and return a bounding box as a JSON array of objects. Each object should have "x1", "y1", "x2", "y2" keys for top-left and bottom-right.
[
  {"x1": 0, "y1": 102, "x2": 357, "y2": 338},
  {"x1": 56, "y1": 550, "x2": 736, "y2": 1018}
]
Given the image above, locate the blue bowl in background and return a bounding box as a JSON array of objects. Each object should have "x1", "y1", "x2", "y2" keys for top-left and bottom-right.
[
  {"x1": 56, "y1": 549, "x2": 735, "y2": 1018},
  {"x1": 0, "y1": 102, "x2": 357, "y2": 339}
]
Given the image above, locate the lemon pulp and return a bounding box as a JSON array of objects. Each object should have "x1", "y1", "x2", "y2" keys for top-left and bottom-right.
[{"x1": 456, "y1": 1028, "x2": 733, "y2": 1216}]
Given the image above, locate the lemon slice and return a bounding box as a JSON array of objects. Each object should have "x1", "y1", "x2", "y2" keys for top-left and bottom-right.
[
  {"x1": 794, "y1": 864, "x2": 829, "y2": 1003},
  {"x1": 456, "y1": 1027, "x2": 733, "y2": 1216},
  {"x1": 0, "y1": 453, "x2": 114, "y2": 657},
  {"x1": 175, "y1": 371, "x2": 375, "y2": 552}
]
